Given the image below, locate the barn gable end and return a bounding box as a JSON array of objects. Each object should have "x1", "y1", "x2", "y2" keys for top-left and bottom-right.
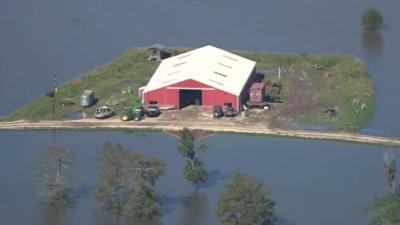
[{"x1": 142, "y1": 45, "x2": 257, "y2": 110}]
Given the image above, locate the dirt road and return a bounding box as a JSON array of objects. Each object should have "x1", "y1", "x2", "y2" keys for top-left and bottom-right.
[{"x1": 1, "y1": 118, "x2": 400, "y2": 147}]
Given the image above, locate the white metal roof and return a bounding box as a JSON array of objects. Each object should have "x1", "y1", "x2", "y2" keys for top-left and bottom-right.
[
  {"x1": 143, "y1": 45, "x2": 256, "y2": 96},
  {"x1": 148, "y1": 43, "x2": 165, "y2": 50}
]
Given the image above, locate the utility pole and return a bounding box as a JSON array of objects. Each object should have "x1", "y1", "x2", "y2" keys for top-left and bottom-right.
[
  {"x1": 52, "y1": 75, "x2": 57, "y2": 119},
  {"x1": 278, "y1": 66, "x2": 281, "y2": 79}
]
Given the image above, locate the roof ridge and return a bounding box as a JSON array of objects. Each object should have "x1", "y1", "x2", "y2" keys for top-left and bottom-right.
[{"x1": 143, "y1": 45, "x2": 256, "y2": 96}]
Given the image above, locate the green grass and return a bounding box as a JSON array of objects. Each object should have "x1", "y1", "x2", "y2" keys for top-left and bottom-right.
[
  {"x1": 253, "y1": 54, "x2": 374, "y2": 132},
  {"x1": 9, "y1": 48, "x2": 159, "y2": 120},
  {"x1": 234, "y1": 50, "x2": 375, "y2": 132},
  {"x1": 7, "y1": 48, "x2": 375, "y2": 132},
  {"x1": 302, "y1": 57, "x2": 374, "y2": 132}
]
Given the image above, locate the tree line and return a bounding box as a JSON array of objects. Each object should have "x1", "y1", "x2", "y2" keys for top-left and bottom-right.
[
  {"x1": 34, "y1": 128, "x2": 277, "y2": 225},
  {"x1": 34, "y1": 128, "x2": 398, "y2": 225}
]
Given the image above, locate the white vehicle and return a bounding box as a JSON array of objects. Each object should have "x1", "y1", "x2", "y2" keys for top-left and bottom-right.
[{"x1": 94, "y1": 106, "x2": 114, "y2": 119}]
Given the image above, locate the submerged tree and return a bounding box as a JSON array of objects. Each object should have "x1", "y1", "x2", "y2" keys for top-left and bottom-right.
[
  {"x1": 368, "y1": 193, "x2": 400, "y2": 225},
  {"x1": 383, "y1": 152, "x2": 397, "y2": 193},
  {"x1": 94, "y1": 142, "x2": 165, "y2": 219},
  {"x1": 178, "y1": 128, "x2": 208, "y2": 187},
  {"x1": 123, "y1": 182, "x2": 161, "y2": 218},
  {"x1": 362, "y1": 7, "x2": 384, "y2": 31},
  {"x1": 217, "y1": 173, "x2": 276, "y2": 225},
  {"x1": 183, "y1": 160, "x2": 208, "y2": 187},
  {"x1": 34, "y1": 146, "x2": 76, "y2": 205}
]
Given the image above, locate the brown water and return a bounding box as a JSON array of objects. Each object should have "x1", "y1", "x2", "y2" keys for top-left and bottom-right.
[{"x1": 1, "y1": 0, "x2": 400, "y2": 225}]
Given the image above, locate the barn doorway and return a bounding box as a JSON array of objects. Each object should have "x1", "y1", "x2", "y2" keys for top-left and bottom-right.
[{"x1": 179, "y1": 89, "x2": 202, "y2": 109}]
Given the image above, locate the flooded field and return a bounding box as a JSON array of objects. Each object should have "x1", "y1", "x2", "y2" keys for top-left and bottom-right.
[
  {"x1": 0, "y1": 131, "x2": 398, "y2": 225},
  {"x1": 0, "y1": 0, "x2": 399, "y2": 225}
]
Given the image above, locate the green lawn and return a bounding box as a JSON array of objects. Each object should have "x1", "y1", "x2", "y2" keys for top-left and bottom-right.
[
  {"x1": 7, "y1": 48, "x2": 375, "y2": 132},
  {"x1": 9, "y1": 48, "x2": 159, "y2": 120},
  {"x1": 237, "y1": 51, "x2": 375, "y2": 132}
]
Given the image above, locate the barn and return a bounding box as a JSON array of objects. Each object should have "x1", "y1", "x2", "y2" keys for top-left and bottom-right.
[{"x1": 141, "y1": 45, "x2": 257, "y2": 111}]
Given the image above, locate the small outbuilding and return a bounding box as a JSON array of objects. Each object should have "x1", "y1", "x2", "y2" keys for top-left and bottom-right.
[
  {"x1": 148, "y1": 43, "x2": 168, "y2": 61},
  {"x1": 80, "y1": 89, "x2": 95, "y2": 107},
  {"x1": 141, "y1": 45, "x2": 257, "y2": 111},
  {"x1": 249, "y1": 83, "x2": 265, "y2": 103}
]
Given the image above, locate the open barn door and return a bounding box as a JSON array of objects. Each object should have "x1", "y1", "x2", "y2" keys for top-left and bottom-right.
[{"x1": 179, "y1": 89, "x2": 202, "y2": 109}]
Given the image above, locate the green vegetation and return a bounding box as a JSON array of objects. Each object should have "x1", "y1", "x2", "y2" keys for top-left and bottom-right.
[
  {"x1": 34, "y1": 145, "x2": 76, "y2": 205},
  {"x1": 9, "y1": 48, "x2": 159, "y2": 120},
  {"x1": 217, "y1": 173, "x2": 276, "y2": 225},
  {"x1": 239, "y1": 51, "x2": 375, "y2": 132},
  {"x1": 94, "y1": 142, "x2": 165, "y2": 218},
  {"x1": 368, "y1": 193, "x2": 400, "y2": 225},
  {"x1": 362, "y1": 7, "x2": 384, "y2": 31},
  {"x1": 178, "y1": 128, "x2": 208, "y2": 188},
  {"x1": 7, "y1": 47, "x2": 375, "y2": 132}
]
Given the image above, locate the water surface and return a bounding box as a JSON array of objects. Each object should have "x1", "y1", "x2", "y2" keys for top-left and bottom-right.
[
  {"x1": 1, "y1": 1, "x2": 400, "y2": 225},
  {"x1": 1, "y1": 0, "x2": 399, "y2": 136},
  {"x1": 0, "y1": 131, "x2": 398, "y2": 225}
]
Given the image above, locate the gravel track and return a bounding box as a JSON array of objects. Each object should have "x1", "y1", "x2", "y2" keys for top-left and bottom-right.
[{"x1": 1, "y1": 119, "x2": 400, "y2": 147}]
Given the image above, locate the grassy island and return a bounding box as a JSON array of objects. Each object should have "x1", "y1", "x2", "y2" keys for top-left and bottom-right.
[{"x1": 7, "y1": 47, "x2": 375, "y2": 132}]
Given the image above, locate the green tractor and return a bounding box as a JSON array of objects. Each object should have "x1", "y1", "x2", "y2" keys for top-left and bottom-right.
[{"x1": 120, "y1": 104, "x2": 145, "y2": 121}]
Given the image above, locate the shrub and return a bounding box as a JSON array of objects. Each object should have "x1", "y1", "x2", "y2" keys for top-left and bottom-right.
[{"x1": 362, "y1": 7, "x2": 384, "y2": 31}]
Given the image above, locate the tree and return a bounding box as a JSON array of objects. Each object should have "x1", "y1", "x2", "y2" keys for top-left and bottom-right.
[
  {"x1": 368, "y1": 192, "x2": 400, "y2": 225},
  {"x1": 34, "y1": 145, "x2": 76, "y2": 205},
  {"x1": 362, "y1": 7, "x2": 384, "y2": 31},
  {"x1": 131, "y1": 151, "x2": 166, "y2": 185},
  {"x1": 183, "y1": 160, "x2": 208, "y2": 187},
  {"x1": 217, "y1": 173, "x2": 276, "y2": 225},
  {"x1": 94, "y1": 142, "x2": 129, "y2": 213},
  {"x1": 178, "y1": 128, "x2": 208, "y2": 187},
  {"x1": 123, "y1": 182, "x2": 161, "y2": 218},
  {"x1": 94, "y1": 142, "x2": 166, "y2": 219}
]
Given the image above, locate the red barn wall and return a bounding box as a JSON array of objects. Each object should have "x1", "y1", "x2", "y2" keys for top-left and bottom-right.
[
  {"x1": 202, "y1": 89, "x2": 238, "y2": 110},
  {"x1": 143, "y1": 79, "x2": 239, "y2": 110}
]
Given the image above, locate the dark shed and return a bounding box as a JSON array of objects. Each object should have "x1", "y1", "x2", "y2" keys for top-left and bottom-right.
[{"x1": 148, "y1": 43, "x2": 168, "y2": 61}]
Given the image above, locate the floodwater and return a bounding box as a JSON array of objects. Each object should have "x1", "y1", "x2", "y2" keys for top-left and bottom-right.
[
  {"x1": 0, "y1": 131, "x2": 398, "y2": 225},
  {"x1": 0, "y1": 0, "x2": 400, "y2": 225}
]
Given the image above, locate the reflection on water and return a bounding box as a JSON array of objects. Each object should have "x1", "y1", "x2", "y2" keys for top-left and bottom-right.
[
  {"x1": 383, "y1": 152, "x2": 397, "y2": 193},
  {"x1": 199, "y1": 169, "x2": 230, "y2": 188},
  {"x1": 91, "y1": 212, "x2": 160, "y2": 225},
  {"x1": 38, "y1": 205, "x2": 66, "y2": 225},
  {"x1": 0, "y1": 131, "x2": 398, "y2": 225},
  {"x1": 361, "y1": 31, "x2": 383, "y2": 59},
  {"x1": 180, "y1": 191, "x2": 209, "y2": 225}
]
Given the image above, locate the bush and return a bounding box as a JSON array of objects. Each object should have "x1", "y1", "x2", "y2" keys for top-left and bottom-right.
[
  {"x1": 368, "y1": 193, "x2": 400, "y2": 225},
  {"x1": 217, "y1": 173, "x2": 276, "y2": 225}
]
